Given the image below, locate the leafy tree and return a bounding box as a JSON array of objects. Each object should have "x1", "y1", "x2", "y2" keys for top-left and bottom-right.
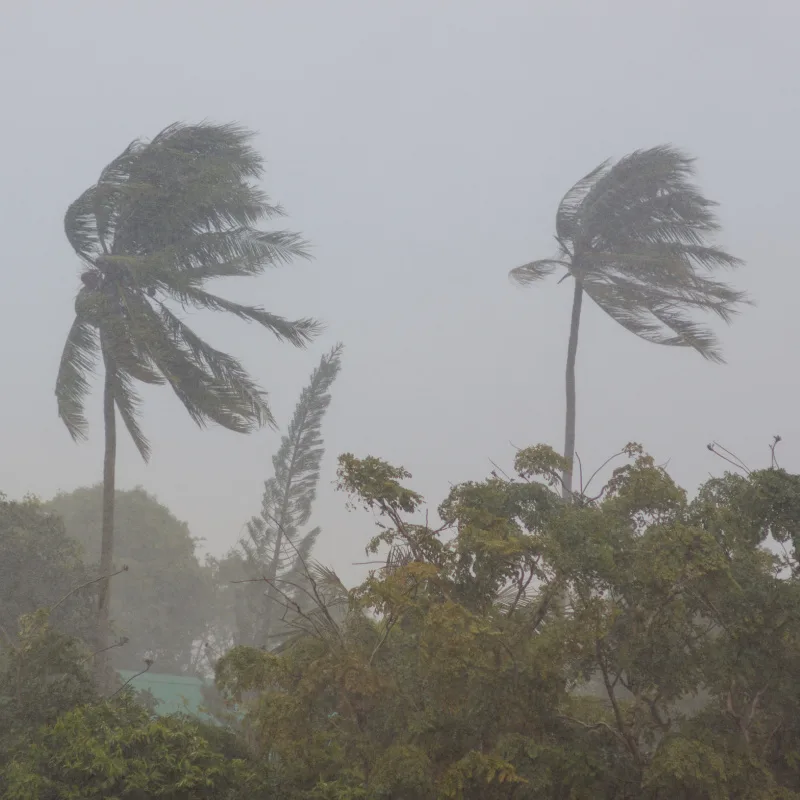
[
  {"x1": 219, "y1": 344, "x2": 344, "y2": 652},
  {"x1": 0, "y1": 493, "x2": 96, "y2": 648},
  {"x1": 54, "y1": 121, "x2": 320, "y2": 687},
  {"x1": 0, "y1": 609, "x2": 266, "y2": 799},
  {"x1": 45, "y1": 485, "x2": 216, "y2": 674},
  {"x1": 509, "y1": 146, "x2": 748, "y2": 496},
  {"x1": 216, "y1": 445, "x2": 800, "y2": 799},
  {"x1": 0, "y1": 609, "x2": 96, "y2": 764}
]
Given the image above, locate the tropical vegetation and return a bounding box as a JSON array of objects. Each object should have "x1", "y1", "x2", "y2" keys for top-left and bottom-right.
[{"x1": 3, "y1": 119, "x2": 785, "y2": 798}]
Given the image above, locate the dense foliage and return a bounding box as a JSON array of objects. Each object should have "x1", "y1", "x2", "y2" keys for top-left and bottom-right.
[
  {"x1": 213, "y1": 445, "x2": 800, "y2": 799},
  {"x1": 0, "y1": 609, "x2": 262, "y2": 798}
]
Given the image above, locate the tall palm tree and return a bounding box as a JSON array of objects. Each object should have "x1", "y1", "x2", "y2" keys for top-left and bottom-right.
[
  {"x1": 510, "y1": 145, "x2": 749, "y2": 498},
  {"x1": 55, "y1": 122, "x2": 320, "y2": 688}
]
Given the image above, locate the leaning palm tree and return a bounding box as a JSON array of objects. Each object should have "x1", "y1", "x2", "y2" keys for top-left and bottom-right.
[
  {"x1": 55, "y1": 121, "x2": 320, "y2": 688},
  {"x1": 510, "y1": 145, "x2": 749, "y2": 498}
]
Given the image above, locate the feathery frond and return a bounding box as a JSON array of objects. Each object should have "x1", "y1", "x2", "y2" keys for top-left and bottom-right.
[
  {"x1": 232, "y1": 345, "x2": 344, "y2": 648},
  {"x1": 55, "y1": 315, "x2": 100, "y2": 442},
  {"x1": 111, "y1": 368, "x2": 151, "y2": 461},
  {"x1": 509, "y1": 259, "x2": 565, "y2": 286}
]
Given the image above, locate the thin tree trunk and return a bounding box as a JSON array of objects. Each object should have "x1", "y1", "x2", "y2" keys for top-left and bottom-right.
[
  {"x1": 96, "y1": 355, "x2": 117, "y2": 691},
  {"x1": 260, "y1": 406, "x2": 308, "y2": 648},
  {"x1": 260, "y1": 531, "x2": 284, "y2": 648},
  {"x1": 562, "y1": 279, "x2": 584, "y2": 499}
]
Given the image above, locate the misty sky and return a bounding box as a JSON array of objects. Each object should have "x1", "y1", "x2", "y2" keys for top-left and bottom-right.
[{"x1": 1, "y1": 1, "x2": 798, "y2": 587}]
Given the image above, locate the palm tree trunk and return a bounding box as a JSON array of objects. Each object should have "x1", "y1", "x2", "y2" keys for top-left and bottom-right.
[
  {"x1": 96, "y1": 355, "x2": 117, "y2": 691},
  {"x1": 563, "y1": 279, "x2": 584, "y2": 499}
]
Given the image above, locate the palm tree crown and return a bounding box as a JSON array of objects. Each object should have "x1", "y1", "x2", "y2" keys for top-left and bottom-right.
[
  {"x1": 510, "y1": 145, "x2": 749, "y2": 363},
  {"x1": 56, "y1": 122, "x2": 320, "y2": 459}
]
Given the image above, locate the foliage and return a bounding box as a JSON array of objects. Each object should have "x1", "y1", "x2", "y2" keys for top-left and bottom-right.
[
  {"x1": 509, "y1": 145, "x2": 748, "y2": 363},
  {"x1": 215, "y1": 446, "x2": 800, "y2": 799},
  {"x1": 0, "y1": 493, "x2": 96, "y2": 648},
  {"x1": 2, "y1": 697, "x2": 260, "y2": 799},
  {"x1": 0, "y1": 609, "x2": 267, "y2": 798},
  {"x1": 0, "y1": 609, "x2": 96, "y2": 762},
  {"x1": 217, "y1": 345, "x2": 344, "y2": 652},
  {"x1": 56, "y1": 121, "x2": 320, "y2": 459},
  {"x1": 45, "y1": 485, "x2": 215, "y2": 673}
]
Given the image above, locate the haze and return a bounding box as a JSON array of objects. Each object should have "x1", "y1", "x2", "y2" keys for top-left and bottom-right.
[{"x1": 1, "y1": 0, "x2": 796, "y2": 588}]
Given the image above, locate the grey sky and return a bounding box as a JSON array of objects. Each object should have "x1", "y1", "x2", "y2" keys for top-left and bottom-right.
[{"x1": 1, "y1": 1, "x2": 797, "y2": 587}]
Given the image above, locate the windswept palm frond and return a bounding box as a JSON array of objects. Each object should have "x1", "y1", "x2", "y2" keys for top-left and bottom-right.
[
  {"x1": 555, "y1": 159, "x2": 611, "y2": 246},
  {"x1": 509, "y1": 259, "x2": 565, "y2": 286},
  {"x1": 111, "y1": 368, "x2": 151, "y2": 460},
  {"x1": 55, "y1": 316, "x2": 100, "y2": 442},
  {"x1": 166, "y1": 286, "x2": 322, "y2": 347}
]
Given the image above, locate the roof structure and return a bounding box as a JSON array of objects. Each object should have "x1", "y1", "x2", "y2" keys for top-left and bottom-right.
[{"x1": 117, "y1": 670, "x2": 218, "y2": 724}]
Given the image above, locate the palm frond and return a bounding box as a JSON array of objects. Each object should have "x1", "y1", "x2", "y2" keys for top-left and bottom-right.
[
  {"x1": 110, "y1": 122, "x2": 279, "y2": 256},
  {"x1": 111, "y1": 368, "x2": 151, "y2": 461},
  {"x1": 156, "y1": 303, "x2": 275, "y2": 428},
  {"x1": 583, "y1": 278, "x2": 726, "y2": 362},
  {"x1": 171, "y1": 229, "x2": 311, "y2": 273},
  {"x1": 509, "y1": 259, "x2": 564, "y2": 286},
  {"x1": 555, "y1": 159, "x2": 611, "y2": 245},
  {"x1": 168, "y1": 286, "x2": 321, "y2": 347},
  {"x1": 251, "y1": 230, "x2": 312, "y2": 266},
  {"x1": 124, "y1": 296, "x2": 267, "y2": 433},
  {"x1": 577, "y1": 146, "x2": 717, "y2": 251},
  {"x1": 64, "y1": 188, "x2": 101, "y2": 263},
  {"x1": 64, "y1": 139, "x2": 147, "y2": 261},
  {"x1": 55, "y1": 316, "x2": 99, "y2": 442}
]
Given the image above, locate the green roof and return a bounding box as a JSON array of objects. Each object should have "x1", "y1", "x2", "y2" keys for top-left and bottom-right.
[{"x1": 117, "y1": 670, "x2": 217, "y2": 724}]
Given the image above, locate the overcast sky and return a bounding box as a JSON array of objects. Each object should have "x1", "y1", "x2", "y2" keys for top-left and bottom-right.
[{"x1": 1, "y1": 0, "x2": 798, "y2": 587}]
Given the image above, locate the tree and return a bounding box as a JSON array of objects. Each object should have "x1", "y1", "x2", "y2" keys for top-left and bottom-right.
[
  {"x1": 0, "y1": 493, "x2": 96, "y2": 649},
  {"x1": 216, "y1": 444, "x2": 800, "y2": 799},
  {"x1": 54, "y1": 121, "x2": 320, "y2": 688},
  {"x1": 509, "y1": 146, "x2": 748, "y2": 497},
  {"x1": 221, "y1": 344, "x2": 344, "y2": 651},
  {"x1": 0, "y1": 609, "x2": 266, "y2": 799},
  {"x1": 45, "y1": 485, "x2": 216, "y2": 674}
]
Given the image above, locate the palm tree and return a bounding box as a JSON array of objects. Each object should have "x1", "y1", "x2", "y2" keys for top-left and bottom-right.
[
  {"x1": 55, "y1": 122, "x2": 320, "y2": 688},
  {"x1": 510, "y1": 145, "x2": 749, "y2": 498}
]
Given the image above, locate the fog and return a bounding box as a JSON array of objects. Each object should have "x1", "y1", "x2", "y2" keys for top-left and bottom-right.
[{"x1": 1, "y1": 0, "x2": 797, "y2": 594}]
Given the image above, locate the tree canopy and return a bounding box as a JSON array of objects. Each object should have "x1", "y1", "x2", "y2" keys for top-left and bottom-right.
[
  {"x1": 0, "y1": 493, "x2": 96, "y2": 648},
  {"x1": 510, "y1": 145, "x2": 748, "y2": 362},
  {"x1": 45, "y1": 485, "x2": 215, "y2": 673},
  {"x1": 56, "y1": 121, "x2": 320, "y2": 458},
  {"x1": 214, "y1": 444, "x2": 800, "y2": 799}
]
